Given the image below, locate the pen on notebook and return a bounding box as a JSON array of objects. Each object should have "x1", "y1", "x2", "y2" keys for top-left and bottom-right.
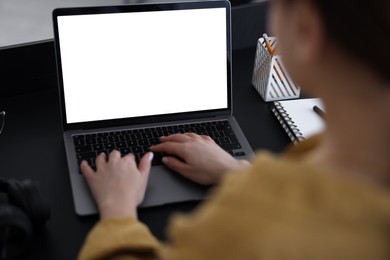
[
  {"x1": 263, "y1": 33, "x2": 274, "y2": 56},
  {"x1": 313, "y1": 105, "x2": 326, "y2": 119}
]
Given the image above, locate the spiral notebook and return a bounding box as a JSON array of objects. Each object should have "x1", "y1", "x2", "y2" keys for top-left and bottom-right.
[{"x1": 271, "y1": 98, "x2": 325, "y2": 144}]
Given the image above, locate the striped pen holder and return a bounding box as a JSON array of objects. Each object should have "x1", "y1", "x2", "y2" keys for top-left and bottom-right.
[{"x1": 251, "y1": 37, "x2": 300, "y2": 102}]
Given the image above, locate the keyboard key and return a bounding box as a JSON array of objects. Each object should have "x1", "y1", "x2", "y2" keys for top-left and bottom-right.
[
  {"x1": 229, "y1": 135, "x2": 238, "y2": 143},
  {"x1": 96, "y1": 136, "x2": 108, "y2": 143},
  {"x1": 149, "y1": 138, "x2": 160, "y2": 145},
  {"x1": 141, "y1": 132, "x2": 152, "y2": 139},
  {"x1": 76, "y1": 145, "x2": 92, "y2": 153},
  {"x1": 224, "y1": 130, "x2": 235, "y2": 137},
  {"x1": 131, "y1": 133, "x2": 141, "y2": 139},
  {"x1": 216, "y1": 124, "x2": 232, "y2": 131},
  {"x1": 138, "y1": 139, "x2": 150, "y2": 146},
  {"x1": 120, "y1": 148, "x2": 131, "y2": 156},
  {"x1": 127, "y1": 140, "x2": 138, "y2": 147},
  {"x1": 133, "y1": 146, "x2": 143, "y2": 153},
  {"x1": 219, "y1": 137, "x2": 231, "y2": 144},
  {"x1": 234, "y1": 151, "x2": 246, "y2": 157},
  {"x1": 73, "y1": 135, "x2": 84, "y2": 140},
  {"x1": 92, "y1": 144, "x2": 103, "y2": 150},
  {"x1": 220, "y1": 143, "x2": 242, "y2": 151},
  {"x1": 116, "y1": 141, "x2": 127, "y2": 148},
  {"x1": 85, "y1": 133, "x2": 97, "y2": 138},
  {"x1": 108, "y1": 136, "x2": 119, "y2": 142},
  {"x1": 104, "y1": 143, "x2": 115, "y2": 150},
  {"x1": 120, "y1": 134, "x2": 130, "y2": 141},
  {"x1": 211, "y1": 131, "x2": 222, "y2": 138},
  {"x1": 73, "y1": 139, "x2": 85, "y2": 146},
  {"x1": 77, "y1": 151, "x2": 97, "y2": 160}
]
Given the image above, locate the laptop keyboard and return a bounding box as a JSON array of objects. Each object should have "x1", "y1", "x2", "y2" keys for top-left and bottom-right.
[{"x1": 73, "y1": 120, "x2": 245, "y2": 173}]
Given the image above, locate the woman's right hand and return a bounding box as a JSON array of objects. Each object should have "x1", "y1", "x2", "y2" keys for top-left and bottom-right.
[{"x1": 150, "y1": 133, "x2": 250, "y2": 185}]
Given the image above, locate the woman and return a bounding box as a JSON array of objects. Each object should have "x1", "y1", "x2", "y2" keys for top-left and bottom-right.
[{"x1": 79, "y1": 0, "x2": 390, "y2": 259}]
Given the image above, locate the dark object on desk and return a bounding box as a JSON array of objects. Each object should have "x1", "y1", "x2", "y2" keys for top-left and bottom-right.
[{"x1": 0, "y1": 178, "x2": 50, "y2": 260}]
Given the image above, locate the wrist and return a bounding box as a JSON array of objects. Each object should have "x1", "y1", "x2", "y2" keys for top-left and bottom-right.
[
  {"x1": 215, "y1": 159, "x2": 251, "y2": 184},
  {"x1": 231, "y1": 159, "x2": 250, "y2": 172},
  {"x1": 98, "y1": 199, "x2": 138, "y2": 220}
]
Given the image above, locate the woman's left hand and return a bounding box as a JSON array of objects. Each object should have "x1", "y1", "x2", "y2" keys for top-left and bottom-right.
[
  {"x1": 150, "y1": 133, "x2": 249, "y2": 185},
  {"x1": 80, "y1": 150, "x2": 153, "y2": 220}
]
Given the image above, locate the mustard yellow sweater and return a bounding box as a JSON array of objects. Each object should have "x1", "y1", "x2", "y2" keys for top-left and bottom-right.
[{"x1": 79, "y1": 137, "x2": 390, "y2": 259}]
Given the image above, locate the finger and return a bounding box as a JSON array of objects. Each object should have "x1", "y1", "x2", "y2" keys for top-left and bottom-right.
[
  {"x1": 162, "y1": 156, "x2": 191, "y2": 177},
  {"x1": 200, "y1": 135, "x2": 214, "y2": 142},
  {"x1": 159, "y1": 134, "x2": 190, "y2": 143},
  {"x1": 108, "y1": 149, "x2": 121, "y2": 162},
  {"x1": 150, "y1": 142, "x2": 186, "y2": 156},
  {"x1": 138, "y1": 152, "x2": 153, "y2": 176},
  {"x1": 122, "y1": 153, "x2": 137, "y2": 169},
  {"x1": 80, "y1": 160, "x2": 95, "y2": 181},
  {"x1": 123, "y1": 152, "x2": 136, "y2": 160},
  {"x1": 95, "y1": 152, "x2": 107, "y2": 169},
  {"x1": 183, "y1": 132, "x2": 201, "y2": 139}
]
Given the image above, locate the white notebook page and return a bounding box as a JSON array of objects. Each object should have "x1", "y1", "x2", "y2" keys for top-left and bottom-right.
[{"x1": 278, "y1": 98, "x2": 325, "y2": 138}]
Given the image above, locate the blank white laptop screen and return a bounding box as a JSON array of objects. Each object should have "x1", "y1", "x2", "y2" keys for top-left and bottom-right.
[{"x1": 57, "y1": 8, "x2": 228, "y2": 124}]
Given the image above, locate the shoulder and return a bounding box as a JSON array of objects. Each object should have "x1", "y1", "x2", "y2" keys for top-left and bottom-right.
[
  {"x1": 239, "y1": 151, "x2": 390, "y2": 215},
  {"x1": 167, "y1": 151, "x2": 390, "y2": 259},
  {"x1": 165, "y1": 151, "x2": 390, "y2": 259},
  {"x1": 165, "y1": 150, "x2": 390, "y2": 259}
]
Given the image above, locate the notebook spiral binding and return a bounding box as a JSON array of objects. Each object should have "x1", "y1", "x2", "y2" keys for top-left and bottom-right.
[{"x1": 271, "y1": 101, "x2": 305, "y2": 144}]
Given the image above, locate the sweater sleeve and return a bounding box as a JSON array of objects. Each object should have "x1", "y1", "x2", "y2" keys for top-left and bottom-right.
[{"x1": 78, "y1": 217, "x2": 162, "y2": 260}]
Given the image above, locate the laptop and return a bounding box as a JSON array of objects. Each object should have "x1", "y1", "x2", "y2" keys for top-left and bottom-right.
[{"x1": 53, "y1": 0, "x2": 253, "y2": 216}]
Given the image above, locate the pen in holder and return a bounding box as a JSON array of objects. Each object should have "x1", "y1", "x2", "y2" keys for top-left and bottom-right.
[{"x1": 252, "y1": 36, "x2": 300, "y2": 102}]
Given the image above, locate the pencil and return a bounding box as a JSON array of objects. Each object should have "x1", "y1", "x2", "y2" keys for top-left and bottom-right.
[
  {"x1": 271, "y1": 43, "x2": 280, "y2": 56},
  {"x1": 313, "y1": 105, "x2": 326, "y2": 119},
  {"x1": 262, "y1": 33, "x2": 273, "y2": 56}
]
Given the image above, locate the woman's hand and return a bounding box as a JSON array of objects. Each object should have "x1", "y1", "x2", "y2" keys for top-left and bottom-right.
[
  {"x1": 150, "y1": 133, "x2": 250, "y2": 185},
  {"x1": 80, "y1": 150, "x2": 153, "y2": 220}
]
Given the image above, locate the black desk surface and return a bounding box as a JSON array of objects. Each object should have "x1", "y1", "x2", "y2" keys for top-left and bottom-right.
[{"x1": 0, "y1": 34, "x2": 291, "y2": 260}]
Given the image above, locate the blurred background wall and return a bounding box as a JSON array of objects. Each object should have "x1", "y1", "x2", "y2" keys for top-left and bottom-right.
[{"x1": 0, "y1": 0, "x2": 267, "y2": 48}]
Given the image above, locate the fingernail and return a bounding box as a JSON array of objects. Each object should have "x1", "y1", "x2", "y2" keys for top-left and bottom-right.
[
  {"x1": 148, "y1": 152, "x2": 154, "y2": 161},
  {"x1": 162, "y1": 157, "x2": 168, "y2": 164}
]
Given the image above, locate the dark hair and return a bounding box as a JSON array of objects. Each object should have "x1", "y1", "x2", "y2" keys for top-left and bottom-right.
[{"x1": 286, "y1": 0, "x2": 390, "y2": 81}]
